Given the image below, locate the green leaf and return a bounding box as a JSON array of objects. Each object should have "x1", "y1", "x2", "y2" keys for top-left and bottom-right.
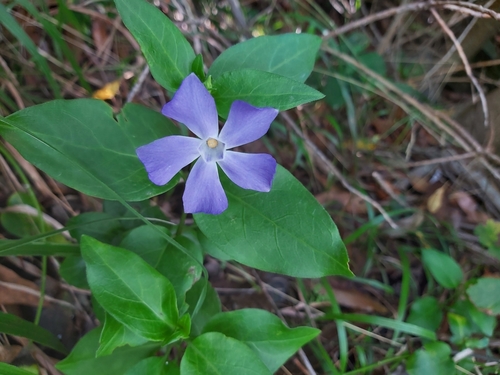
[
  {"x1": 474, "y1": 219, "x2": 500, "y2": 259},
  {"x1": 406, "y1": 297, "x2": 443, "y2": 332},
  {"x1": 56, "y1": 327, "x2": 157, "y2": 375},
  {"x1": 209, "y1": 33, "x2": 321, "y2": 83},
  {"x1": 67, "y1": 212, "x2": 123, "y2": 243},
  {"x1": 81, "y1": 236, "x2": 189, "y2": 341},
  {"x1": 406, "y1": 342, "x2": 455, "y2": 375},
  {"x1": 180, "y1": 332, "x2": 272, "y2": 375},
  {"x1": 198, "y1": 231, "x2": 232, "y2": 261},
  {"x1": 0, "y1": 312, "x2": 67, "y2": 354},
  {"x1": 421, "y1": 249, "x2": 463, "y2": 289},
  {"x1": 475, "y1": 219, "x2": 500, "y2": 248},
  {"x1": 203, "y1": 309, "x2": 319, "y2": 372},
  {"x1": 195, "y1": 166, "x2": 351, "y2": 278},
  {"x1": 60, "y1": 212, "x2": 128, "y2": 290},
  {"x1": 120, "y1": 225, "x2": 203, "y2": 305},
  {"x1": 212, "y1": 69, "x2": 325, "y2": 117},
  {"x1": 1, "y1": 212, "x2": 42, "y2": 238},
  {"x1": 0, "y1": 101, "x2": 178, "y2": 201},
  {"x1": 97, "y1": 314, "x2": 148, "y2": 357},
  {"x1": 191, "y1": 54, "x2": 205, "y2": 81},
  {"x1": 186, "y1": 278, "x2": 221, "y2": 337},
  {"x1": 448, "y1": 312, "x2": 470, "y2": 343},
  {"x1": 467, "y1": 277, "x2": 500, "y2": 315},
  {"x1": 450, "y1": 299, "x2": 497, "y2": 338},
  {"x1": 125, "y1": 357, "x2": 180, "y2": 375},
  {"x1": 60, "y1": 255, "x2": 88, "y2": 289},
  {"x1": 0, "y1": 363, "x2": 38, "y2": 375},
  {"x1": 114, "y1": 0, "x2": 195, "y2": 92},
  {"x1": 103, "y1": 199, "x2": 168, "y2": 231}
]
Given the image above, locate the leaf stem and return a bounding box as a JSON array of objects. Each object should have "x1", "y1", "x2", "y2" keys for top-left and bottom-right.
[{"x1": 175, "y1": 211, "x2": 187, "y2": 238}]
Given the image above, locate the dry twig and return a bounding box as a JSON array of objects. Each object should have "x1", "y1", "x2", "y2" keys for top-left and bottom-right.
[
  {"x1": 324, "y1": 1, "x2": 500, "y2": 39},
  {"x1": 430, "y1": 8, "x2": 489, "y2": 128}
]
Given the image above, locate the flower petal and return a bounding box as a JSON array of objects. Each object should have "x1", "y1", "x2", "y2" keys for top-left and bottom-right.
[
  {"x1": 218, "y1": 151, "x2": 277, "y2": 192},
  {"x1": 218, "y1": 101, "x2": 278, "y2": 149},
  {"x1": 162, "y1": 73, "x2": 218, "y2": 139},
  {"x1": 183, "y1": 159, "x2": 228, "y2": 214},
  {"x1": 136, "y1": 136, "x2": 201, "y2": 186}
]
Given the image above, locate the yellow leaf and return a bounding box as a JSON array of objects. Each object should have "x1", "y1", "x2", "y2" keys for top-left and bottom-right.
[
  {"x1": 92, "y1": 80, "x2": 121, "y2": 100},
  {"x1": 427, "y1": 184, "x2": 447, "y2": 213}
]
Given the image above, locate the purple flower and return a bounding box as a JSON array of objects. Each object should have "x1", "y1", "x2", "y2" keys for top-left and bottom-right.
[{"x1": 136, "y1": 73, "x2": 279, "y2": 215}]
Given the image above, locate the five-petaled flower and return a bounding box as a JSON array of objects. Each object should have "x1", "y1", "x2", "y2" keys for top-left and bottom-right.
[{"x1": 136, "y1": 73, "x2": 279, "y2": 215}]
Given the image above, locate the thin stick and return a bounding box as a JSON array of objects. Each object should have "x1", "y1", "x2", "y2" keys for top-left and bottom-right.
[
  {"x1": 126, "y1": 65, "x2": 150, "y2": 103},
  {"x1": 406, "y1": 152, "x2": 476, "y2": 167},
  {"x1": 280, "y1": 112, "x2": 399, "y2": 229},
  {"x1": 372, "y1": 172, "x2": 407, "y2": 207},
  {"x1": 323, "y1": 1, "x2": 500, "y2": 39},
  {"x1": 431, "y1": 8, "x2": 489, "y2": 127}
]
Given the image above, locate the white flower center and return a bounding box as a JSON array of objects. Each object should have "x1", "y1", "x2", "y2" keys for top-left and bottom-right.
[{"x1": 199, "y1": 137, "x2": 225, "y2": 162}]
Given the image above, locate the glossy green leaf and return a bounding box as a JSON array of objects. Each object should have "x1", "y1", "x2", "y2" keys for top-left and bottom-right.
[
  {"x1": 97, "y1": 314, "x2": 148, "y2": 357},
  {"x1": 195, "y1": 166, "x2": 351, "y2": 278},
  {"x1": 60, "y1": 255, "x2": 88, "y2": 289},
  {"x1": 0, "y1": 101, "x2": 178, "y2": 201},
  {"x1": 102, "y1": 199, "x2": 168, "y2": 231},
  {"x1": 422, "y1": 249, "x2": 463, "y2": 289},
  {"x1": 204, "y1": 309, "x2": 319, "y2": 372},
  {"x1": 125, "y1": 357, "x2": 179, "y2": 375},
  {"x1": 0, "y1": 212, "x2": 41, "y2": 238},
  {"x1": 56, "y1": 327, "x2": 157, "y2": 375},
  {"x1": 114, "y1": 0, "x2": 195, "y2": 92},
  {"x1": 180, "y1": 332, "x2": 272, "y2": 375},
  {"x1": 68, "y1": 212, "x2": 123, "y2": 243},
  {"x1": 212, "y1": 69, "x2": 325, "y2": 117},
  {"x1": 198, "y1": 231, "x2": 232, "y2": 261},
  {"x1": 0, "y1": 312, "x2": 67, "y2": 354},
  {"x1": 467, "y1": 277, "x2": 500, "y2": 315},
  {"x1": 61, "y1": 212, "x2": 126, "y2": 289},
  {"x1": 81, "y1": 236, "x2": 189, "y2": 341},
  {"x1": 120, "y1": 225, "x2": 203, "y2": 304},
  {"x1": 406, "y1": 342, "x2": 455, "y2": 375},
  {"x1": 209, "y1": 33, "x2": 321, "y2": 82},
  {"x1": 406, "y1": 297, "x2": 443, "y2": 332},
  {"x1": 0, "y1": 363, "x2": 37, "y2": 375},
  {"x1": 191, "y1": 54, "x2": 205, "y2": 81},
  {"x1": 186, "y1": 278, "x2": 221, "y2": 337}
]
